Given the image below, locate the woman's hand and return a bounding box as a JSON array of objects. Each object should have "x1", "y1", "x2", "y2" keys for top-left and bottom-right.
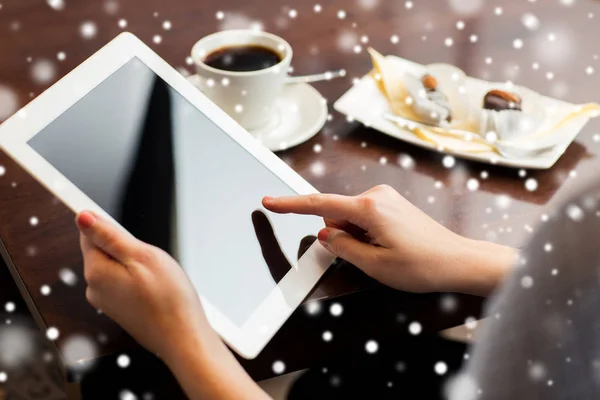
[
  {"x1": 76, "y1": 211, "x2": 269, "y2": 400},
  {"x1": 264, "y1": 185, "x2": 516, "y2": 296}
]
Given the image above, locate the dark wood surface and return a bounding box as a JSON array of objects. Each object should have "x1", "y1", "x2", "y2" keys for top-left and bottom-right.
[{"x1": 1, "y1": 0, "x2": 600, "y2": 390}]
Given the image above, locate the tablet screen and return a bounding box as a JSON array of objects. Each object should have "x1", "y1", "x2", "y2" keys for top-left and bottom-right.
[{"x1": 28, "y1": 57, "x2": 323, "y2": 326}]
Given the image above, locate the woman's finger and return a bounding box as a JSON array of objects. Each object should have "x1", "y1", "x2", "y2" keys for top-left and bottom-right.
[
  {"x1": 263, "y1": 194, "x2": 364, "y2": 226},
  {"x1": 76, "y1": 211, "x2": 139, "y2": 263},
  {"x1": 317, "y1": 227, "x2": 385, "y2": 270}
]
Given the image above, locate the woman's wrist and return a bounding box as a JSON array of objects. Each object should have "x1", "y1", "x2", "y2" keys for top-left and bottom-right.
[
  {"x1": 451, "y1": 236, "x2": 517, "y2": 297},
  {"x1": 163, "y1": 328, "x2": 269, "y2": 400}
]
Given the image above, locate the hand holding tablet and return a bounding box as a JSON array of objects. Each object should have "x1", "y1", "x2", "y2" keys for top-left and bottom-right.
[
  {"x1": 76, "y1": 211, "x2": 270, "y2": 400},
  {"x1": 0, "y1": 32, "x2": 335, "y2": 358}
]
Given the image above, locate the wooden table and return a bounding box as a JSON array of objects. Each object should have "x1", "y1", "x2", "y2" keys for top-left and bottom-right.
[{"x1": 1, "y1": 0, "x2": 600, "y2": 396}]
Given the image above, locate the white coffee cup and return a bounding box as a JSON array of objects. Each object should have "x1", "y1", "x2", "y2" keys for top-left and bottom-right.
[{"x1": 191, "y1": 30, "x2": 292, "y2": 131}]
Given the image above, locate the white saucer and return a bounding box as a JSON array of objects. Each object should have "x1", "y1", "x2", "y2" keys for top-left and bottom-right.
[
  {"x1": 187, "y1": 76, "x2": 328, "y2": 152},
  {"x1": 249, "y1": 83, "x2": 328, "y2": 151}
]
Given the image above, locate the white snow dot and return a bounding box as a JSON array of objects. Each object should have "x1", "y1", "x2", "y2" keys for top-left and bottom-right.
[
  {"x1": 513, "y1": 39, "x2": 523, "y2": 49},
  {"x1": 470, "y1": 34, "x2": 478, "y2": 43},
  {"x1": 47, "y1": 0, "x2": 65, "y2": 11},
  {"x1": 313, "y1": 4, "x2": 322, "y2": 13},
  {"x1": 221, "y1": 78, "x2": 230, "y2": 86},
  {"x1": 80, "y1": 21, "x2": 97, "y2": 39},
  {"x1": 29, "y1": 216, "x2": 39, "y2": 226},
  {"x1": 119, "y1": 390, "x2": 137, "y2": 400},
  {"x1": 428, "y1": 196, "x2": 435, "y2": 204},
  {"x1": 465, "y1": 317, "x2": 478, "y2": 330},
  {"x1": 31, "y1": 59, "x2": 57, "y2": 84},
  {"x1": 313, "y1": 144, "x2": 322, "y2": 153},
  {"x1": 0, "y1": 85, "x2": 19, "y2": 120},
  {"x1": 62, "y1": 335, "x2": 97, "y2": 368},
  {"x1": 440, "y1": 294, "x2": 458, "y2": 312},
  {"x1": 353, "y1": 44, "x2": 362, "y2": 54},
  {"x1": 104, "y1": 0, "x2": 118, "y2": 14},
  {"x1": 442, "y1": 155, "x2": 455, "y2": 168},
  {"x1": 546, "y1": 72, "x2": 554, "y2": 80},
  {"x1": 4, "y1": 302, "x2": 15, "y2": 312},
  {"x1": 0, "y1": 372, "x2": 6, "y2": 382},
  {"x1": 337, "y1": 10, "x2": 346, "y2": 19},
  {"x1": 529, "y1": 362, "x2": 546, "y2": 381},
  {"x1": 365, "y1": 340, "x2": 379, "y2": 354},
  {"x1": 522, "y1": 13, "x2": 540, "y2": 30},
  {"x1": 408, "y1": 321, "x2": 422, "y2": 335},
  {"x1": 434, "y1": 361, "x2": 448, "y2": 375},
  {"x1": 551, "y1": 269, "x2": 558, "y2": 276},
  {"x1": 162, "y1": 20, "x2": 172, "y2": 30},
  {"x1": 456, "y1": 21, "x2": 465, "y2": 30},
  {"x1": 480, "y1": 171, "x2": 489, "y2": 179},
  {"x1": 566, "y1": 204, "x2": 584, "y2": 221},
  {"x1": 485, "y1": 57, "x2": 493, "y2": 64},
  {"x1": 310, "y1": 161, "x2": 325, "y2": 177},
  {"x1": 466, "y1": 178, "x2": 479, "y2": 191},
  {"x1": 234, "y1": 104, "x2": 243, "y2": 113},
  {"x1": 153, "y1": 35, "x2": 162, "y2": 44},
  {"x1": 444, "y1": 37, "x2": 454, "y2": 47},
  {"x1": 0, "y1": 166, "x2": 5, "y2": 177},
  {"x1": 118, "y1": 19, "x2": 127, "y2": 28},
  {"x1": 305, "y1": 302, "x2": 321, "y2": 315},
  {"x1": 390, "y1": 35, "x2": 399, "y2": 44},
  {"x1": 525, "y1": 178, "x2": 538, "y2": 191},
  {"x1": 521, "y1": 275, "x2": 534, "y2": 288},
  {"x1": 494, "y1": 7, "x2": 503, "y2": 15},
  {"x1": 41, "y1": 285, "x2": 51, "y2": 295},
  {"x1": 322, "y1": 331, "x2": 333, "y2": 342},
  {"x1": 544, "y1": 243, "x2": 553, "y2": 252},
  {"x1": 59, "y1": 268, "x2": 78, "y2": 286},
  {"x1": 117, "y1": 354, "x2": 131, "y2": 368},
  {"x1": 330, "y1": 303, "x2": 343, "y2": 317},
  {"x1": 46, "y1": 327, "x2": 60, "y2": 340},
  {"x1": 586, "y1": 66, "x2": 595, "y2": 75},
  {"x1": 216, "y1": 11, "x2": 225, "y2": 20},
  {"x1": 288, "y1": 9, "x2": 297, "y2": 18},
  {"x1": 405, "y1": 1, "x2": 413, "y2": 9},
  {"x1": 57, "y1": 52, "x2": 66, "y2": 61},
  {"x1": 272, "y1": 360, "x2": 285, "y2": 374},
  {"x1": 379, "y1": 156, "x2": 388, "y2": 165}
]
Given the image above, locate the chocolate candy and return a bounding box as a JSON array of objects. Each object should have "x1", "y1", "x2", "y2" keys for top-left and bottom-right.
[{"x1": 483, "y1": 89, "x2": 522, "y2": 111}]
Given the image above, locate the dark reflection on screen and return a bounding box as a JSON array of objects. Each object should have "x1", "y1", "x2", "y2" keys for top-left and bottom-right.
[
  {"x1": 28, "y1": 58, "x2": 326, "y2": 326},
  {"x1": 119, "y1": 77, "x2": 174, "y2": 253}
]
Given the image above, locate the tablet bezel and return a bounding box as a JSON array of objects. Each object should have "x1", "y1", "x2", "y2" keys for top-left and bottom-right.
[{"x1": 0, "y1": 32, "x2": 335, "y2": 359}]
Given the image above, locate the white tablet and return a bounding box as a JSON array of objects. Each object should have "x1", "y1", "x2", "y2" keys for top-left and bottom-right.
[{"x1": 0, "y1": 32, "x2": 335, "y2": 359}]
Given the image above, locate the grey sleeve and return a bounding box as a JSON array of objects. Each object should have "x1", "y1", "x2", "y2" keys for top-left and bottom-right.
[{"x1": 447, "y1": 190, "x2": 600, "y2": 400}]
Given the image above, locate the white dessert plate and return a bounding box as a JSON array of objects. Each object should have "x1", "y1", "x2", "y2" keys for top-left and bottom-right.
[{"x1": 334, "y1": 55, "x2": 595, "y2": 169}]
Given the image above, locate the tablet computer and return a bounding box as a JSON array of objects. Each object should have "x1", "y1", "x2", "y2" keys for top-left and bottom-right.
[{"x1": 0, "y1": 32, "x2": 335, "y2": 359}]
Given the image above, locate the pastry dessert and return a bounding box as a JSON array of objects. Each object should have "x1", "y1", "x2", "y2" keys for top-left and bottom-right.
[{"x1": 421, "y1": 74, "x2": 452, "y2": 122}]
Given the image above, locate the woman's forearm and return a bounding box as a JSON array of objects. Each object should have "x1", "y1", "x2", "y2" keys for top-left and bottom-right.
[
  {"x1": 165, "y1": 332, "x2": 271, "y2": 400},
  {"x1": 452, "y1": 237, "x2": 518, "y2": 297}
]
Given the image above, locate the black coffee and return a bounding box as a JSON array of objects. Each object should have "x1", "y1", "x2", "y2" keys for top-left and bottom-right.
[{"x1": 204, "y1": 45, "x2": 282, "y2": 72}]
